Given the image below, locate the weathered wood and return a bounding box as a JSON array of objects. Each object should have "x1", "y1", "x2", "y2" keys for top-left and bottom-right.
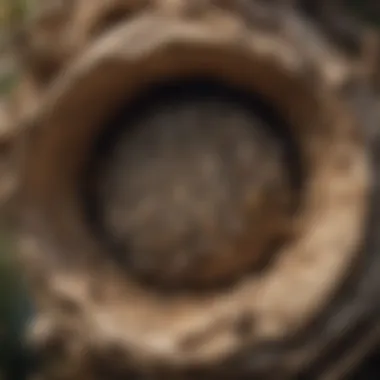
[{"x1": 2, "y1": 1, "x2": 380, "y2": 379}]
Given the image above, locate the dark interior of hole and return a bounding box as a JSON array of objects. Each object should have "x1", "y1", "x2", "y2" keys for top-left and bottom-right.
[{"x1": 80, "y1": 77, "x2": 304, "y2": 291}]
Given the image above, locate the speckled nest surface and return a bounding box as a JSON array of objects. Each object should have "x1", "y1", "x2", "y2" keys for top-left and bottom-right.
[{"x1": 1, "y1": 1, "x2": 380, "y2": 379}]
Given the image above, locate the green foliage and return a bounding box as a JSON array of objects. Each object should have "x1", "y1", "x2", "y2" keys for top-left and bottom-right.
[
  {"x1": 0, "y1": 232, "x2": 35, "y2": 379},
  {"x1": 0, "y1": 71, "x2": 17, "y2": 95},
  {"x1": 0, "y1": 0, "x2": 33, "y2": 27},
  {"x1": 0, "y1": 234, "x2": 26, "y2": 336}
]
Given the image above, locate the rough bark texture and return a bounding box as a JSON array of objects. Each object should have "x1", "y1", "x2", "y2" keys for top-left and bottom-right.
[{"x1": 2, "y1": 1, "x2": 380, "y2": 379}]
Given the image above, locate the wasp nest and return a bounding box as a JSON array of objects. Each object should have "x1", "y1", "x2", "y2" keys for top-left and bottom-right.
[{"x1": 2, "y1": 0, "x2": 380, "y2": 379}]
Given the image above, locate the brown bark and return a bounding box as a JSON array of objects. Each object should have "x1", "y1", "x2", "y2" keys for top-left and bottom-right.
[{"x1": 2, "y1": 1, "x2": 380, "y2": 379}]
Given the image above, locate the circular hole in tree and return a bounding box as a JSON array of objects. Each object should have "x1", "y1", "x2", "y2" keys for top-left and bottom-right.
[{"x1": 82, "y1": 77, "x2": 303, "y2": 291}]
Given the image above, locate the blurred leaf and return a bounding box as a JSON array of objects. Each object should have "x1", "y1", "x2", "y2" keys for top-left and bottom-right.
[
  {"x1": 0, "y1": 231, "x2": 35, "y2": 379},
  {"x1": 0, "y1": 72, "x2": 18, "y2": 95}
]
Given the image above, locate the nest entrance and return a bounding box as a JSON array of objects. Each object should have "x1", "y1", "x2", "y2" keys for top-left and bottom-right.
[{"x1": 83, "y1": 78, "x2": 302, "y2": 290}]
